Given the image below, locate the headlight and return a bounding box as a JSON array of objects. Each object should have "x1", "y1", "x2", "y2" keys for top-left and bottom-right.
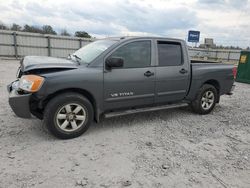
[{"x1": 19, "y1": 75, "x2": 44, "y2": 92}]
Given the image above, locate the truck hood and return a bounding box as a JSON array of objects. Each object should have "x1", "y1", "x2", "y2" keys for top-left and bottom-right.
[{"x1": 20, "y1": 56, "x2": 78, "y2": 72}]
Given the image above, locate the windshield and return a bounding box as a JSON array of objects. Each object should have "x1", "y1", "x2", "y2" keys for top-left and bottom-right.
[{"x1": 72, "y1": 40, "x2": 117, "y2": 64}]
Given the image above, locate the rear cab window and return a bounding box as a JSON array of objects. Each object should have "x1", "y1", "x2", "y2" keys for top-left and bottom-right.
[{"x1": 157, "y1": 41, "x2": 183, "y2": 66}]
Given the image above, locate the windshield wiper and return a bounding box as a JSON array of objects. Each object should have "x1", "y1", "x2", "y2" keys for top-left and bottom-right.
[
  {"x1": 72, "y1": 54, "x2": 81, "y2": 60},
  {"x1": 71, "y1": 54, "x2": 81, "y2": 65},
  {"x1": 69, "y1": 54, "x2": 88, "y2": 65}
]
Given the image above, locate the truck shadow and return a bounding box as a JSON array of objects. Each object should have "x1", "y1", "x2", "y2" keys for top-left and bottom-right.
[
  {"x1": 9, "y1": 105, "x2": 218, "y2": 140},
  {"x1": 87, "y1": 106, "x2": 193, "y2": 134}
]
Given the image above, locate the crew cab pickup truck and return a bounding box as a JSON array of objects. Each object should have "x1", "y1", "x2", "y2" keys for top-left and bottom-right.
[{"x1": 7, "y1": 37, "x2": 235, "y2": 139}]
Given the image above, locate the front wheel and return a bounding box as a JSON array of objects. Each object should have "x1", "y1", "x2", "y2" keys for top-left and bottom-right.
[
  {"x1": 191, "y1": 84, "x2": 218, "y2": 114},
  {"x1": 43, "y1": 92, "x2": 93, "y2": 139}
]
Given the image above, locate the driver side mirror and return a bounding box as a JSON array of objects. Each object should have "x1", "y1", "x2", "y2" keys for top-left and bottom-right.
[{"x1": 105, "y1": 57, "x2": 124, "y2": 69}]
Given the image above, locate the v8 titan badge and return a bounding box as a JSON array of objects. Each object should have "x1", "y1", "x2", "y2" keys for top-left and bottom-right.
[{"x1": 110, "y1": 92, "x2": 134, "y2": 98}]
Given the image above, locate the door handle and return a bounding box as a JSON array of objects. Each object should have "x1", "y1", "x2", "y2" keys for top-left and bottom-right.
[
  {"x1": 144, "y1": 71, "x2": 154, "y2": 77},
  {"x1": 179, "y1": 68, "x2": 188, "y2": 74}
]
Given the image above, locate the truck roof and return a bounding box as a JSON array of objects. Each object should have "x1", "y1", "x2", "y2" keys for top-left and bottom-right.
[{"x1": 103, "y1": 36, "x2": 185, "y2": 43}]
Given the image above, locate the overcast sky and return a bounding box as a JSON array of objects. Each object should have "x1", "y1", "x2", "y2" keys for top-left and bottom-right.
[{"x1": 0, "y1": 0, "x2": 249, "y2": 47}]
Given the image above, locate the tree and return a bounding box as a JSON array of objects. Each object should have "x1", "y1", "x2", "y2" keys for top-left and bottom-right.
[
  {"x1": 75, "y1": 31, "x2": 91, "y2": 38},
  {"x1": 22, "y1": 24, "x2": 32, "y2": 32},
  {"x1": 217, "y1": 45, "x2": 224, "y2": 49},
  {"x1": 11, "y1": 23, "x2": 22, "y2": 31},
  {"x1": 60, "y1": 29, "x2": 70, "y2": 36},
  {"x1": 22, "y1": 24, "x2": 42, "y2": 33},
  {"x1": 42, "y1": 25, "x2": 57, "y2": 35},
  {"x1": 0, "y1": 23, "x2": 8, "y2": 30}
]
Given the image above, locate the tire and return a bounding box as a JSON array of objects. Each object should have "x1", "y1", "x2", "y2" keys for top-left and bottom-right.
[
  {"x1": 191, "y1": 84, "x2": 218, "y2": 114},
  {"x1": 43, "y1": 92, "x2": 93, "y2": 139}
]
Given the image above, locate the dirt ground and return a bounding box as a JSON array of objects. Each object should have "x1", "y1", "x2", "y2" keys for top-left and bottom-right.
[{"x1": 0, "y1": 58, "x2": 249, "y2": 188}]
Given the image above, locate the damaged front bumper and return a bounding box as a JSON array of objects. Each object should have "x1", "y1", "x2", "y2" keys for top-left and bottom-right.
[{"x1": 7, "y1": 81, "x2": 32, "y2": 118}]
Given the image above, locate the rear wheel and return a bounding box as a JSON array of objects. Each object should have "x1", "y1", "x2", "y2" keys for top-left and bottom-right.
[
  {"x1": 191, "y1": 84, "x2": 218, "y2": 114},
  {"x1": 43, "y1": 92, "x2": 93, "y2": 139}
]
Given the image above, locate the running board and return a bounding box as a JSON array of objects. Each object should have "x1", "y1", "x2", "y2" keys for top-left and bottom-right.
[{"x1": 104, "y1": 103, "x2": 188, "y2": 118}]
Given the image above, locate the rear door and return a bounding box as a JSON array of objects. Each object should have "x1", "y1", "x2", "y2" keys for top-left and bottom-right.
[
  {"x1": 103, "y1": 40, "x2": 156, "y2": 110},
  {"x1": 155, "y1": 40, "x2": 190, "y2": 103}
]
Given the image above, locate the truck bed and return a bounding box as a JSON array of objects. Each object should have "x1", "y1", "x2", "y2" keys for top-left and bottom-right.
[{"x1": 186, "y1": 61, "x2": 234, "y2": 101}]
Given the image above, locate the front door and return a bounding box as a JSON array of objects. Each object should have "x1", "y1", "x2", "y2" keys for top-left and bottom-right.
[{"x1": 104, "y1": 40, "x2": 155, "y2": 111}]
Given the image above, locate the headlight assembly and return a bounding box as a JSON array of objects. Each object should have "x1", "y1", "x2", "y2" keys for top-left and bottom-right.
[{"x1": 19, "y1": 75, "x2": 44, "y2": 92}]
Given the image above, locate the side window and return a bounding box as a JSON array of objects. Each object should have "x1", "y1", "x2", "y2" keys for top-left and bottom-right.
[
  {"x1": 157, "y1": 41, "x2": 182, "y2": 66},
  {"x1": 110, "y1": 41, "x2": 151, "y2": 68}
]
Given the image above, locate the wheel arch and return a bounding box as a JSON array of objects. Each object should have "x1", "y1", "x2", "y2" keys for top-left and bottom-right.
[
  {"x1": 202, "y1": 79, "x2": 220, "y2": 102},
  {"x1": 41, "y1": 88, "x2": 99, "y2": 122}
]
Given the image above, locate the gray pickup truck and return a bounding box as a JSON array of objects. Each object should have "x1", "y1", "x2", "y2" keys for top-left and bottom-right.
[{"x1": 7, "y1": 37, "x2": 235, "y2": 139}]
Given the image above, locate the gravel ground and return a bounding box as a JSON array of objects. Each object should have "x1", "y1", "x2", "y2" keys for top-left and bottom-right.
[{"x1": 0, "y1": 58, "x2": 250, "y2": 188}]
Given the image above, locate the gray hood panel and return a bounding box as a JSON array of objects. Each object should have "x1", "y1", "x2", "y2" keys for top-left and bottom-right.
[{"x1": 20, "y1": 56, "x2": 77, "y2": 72}]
